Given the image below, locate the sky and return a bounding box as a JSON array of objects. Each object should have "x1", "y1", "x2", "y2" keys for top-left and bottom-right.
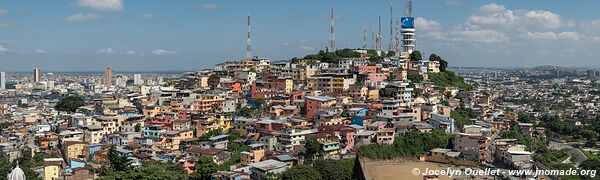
[{"x1": 1, "y1": 0, "x2": 600, "y2": 72}]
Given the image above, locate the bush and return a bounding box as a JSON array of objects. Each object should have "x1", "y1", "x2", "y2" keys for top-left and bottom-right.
[{"x1": 55, "y1": 96, "x2": 85, "y2": 113}]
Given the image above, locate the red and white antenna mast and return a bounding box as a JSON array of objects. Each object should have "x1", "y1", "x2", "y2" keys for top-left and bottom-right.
[{"x1": 246, "y1": 14, "x2": 252, "y2": 60}]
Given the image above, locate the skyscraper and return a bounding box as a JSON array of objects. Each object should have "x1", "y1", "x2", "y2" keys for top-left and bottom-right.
[
  {"x1": 133, "y1": 74, "x2": 143, "y2": 85},
  {"x1": 0, "y1": 71, "x2": 5, "y2": 90},
  {"x1": 33, "y1": 67, "x2": 42, "y2": 83},
  {"x1": 588, "y1": 69, "x2": 597, "y2": 80},
  {"x1": 103, "y1": 67, "x2": 113, "y2": 86}
]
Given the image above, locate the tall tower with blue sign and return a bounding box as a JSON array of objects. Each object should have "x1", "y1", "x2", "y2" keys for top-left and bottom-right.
[{"x1": 401, "y1": 0, "x2": 416, "y2": 55}]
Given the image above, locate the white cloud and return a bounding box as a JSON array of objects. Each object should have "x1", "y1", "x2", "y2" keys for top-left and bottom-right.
[
  {"x1": 427, "y1": 29, "x2": 508, "y2": 43},
  {"x1": 580, "y1": 19, "x2": 600, "y2": 31},
  {"x1": 74, "y1": 0, "x2": 123, "y2": 11},
  {"x1": 450, "y1": 29, "x2": 508, "y2": 43},
  {"x1": 479, "y1": 3, "x2": 506, "y2": 14},
  {"x1": 282, "y1": 42, "x2": 291, "y2": 47},
  {"x1": 125, "y1": 50, "x2": 136, "y2": 55},
  {"x1": 98, "y1": 48, "x2": 114, "y2": 54},
  {"x1": 301, "y1": 45, "x2": 314, "y2": 51},
  {"x1": 152, "y1": 49, "x2": 177, "y2": 55},
  {"x1": 415, "y1": 17, "x2": 441, "y2": 32},
  {"x1": 141, "y1": 13, "x2": 153, "y2": 18},
  {"x1": 466, "y1": 3, "x2": 564, "y2": 31},
  {"x1": 520, "y1": 31, "x2": 557, "y2": 41},
  {"x1": 65, "y1": 13, "x2": 101, "y2": 22},
  {"x1": 467, "y1": 3, "x2": 515, "y2": 29},
  {"x1": 0, "y1": 8, "x2": 7, "y2": 15},
  {"x1": 522, "y1": 10, "x2": 562, "y2": 29},
  {"x1": 35, "y1": 49, "x2": 48, "y2": 54},
  {"x1": 0, "y1": 44, "x2": 9, "y2": 53},
  {"x1": 200, "y1": 3, "x2": 218, "y2": 10},
  {"x1": 558, "y1": 31, "x2": 583, "y2": 41}
]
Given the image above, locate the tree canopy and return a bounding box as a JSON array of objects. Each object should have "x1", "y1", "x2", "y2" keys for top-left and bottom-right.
[
  {"x1": 358, "y1": 129, "x2": 451, "y2": 159},
  {"x1": 313, "y1": 159, "x2": 356, "y2": 180},
  {"x1": 409, "y1": 51, "x2": 422, "y2": 61},
  {"x1": 429, "y1": 53, "x2": 448, "y2": 71},
  {"x1": 98, "y1": 162, "x2": 188, "y2": 180},
  {"x1": 281, "y1": 165, "x2": 322, "y2": 180},
  {"x1": 304, "y1": 137, "x2": 322, "y2": 160},
  {"x1": 451, "y1": 108, "x2": 473, "y2": 131},
  {"x1": 192, "y1": 156, "x2": 219, "y2": 180},
  {"x1": 428, "y1": 71, "x2": 472, "y2": 90},
  {"x1": 303, "y1": 48, "x2": 363, "y2": 63},
  {"x1": 55, "y1": 96, "x2": 85, "y2": 113}
]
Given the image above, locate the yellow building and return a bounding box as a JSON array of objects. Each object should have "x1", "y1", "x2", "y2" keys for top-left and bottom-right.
[
  {"x1": 217, "y1": 115, "x2": 232, "y2": 131},
  {"x1": 63, "y1": 141, "x2": 86, "y2": 160},
  {"x1": 43, "y1": 158, "x2": 64, "y2": 180}
]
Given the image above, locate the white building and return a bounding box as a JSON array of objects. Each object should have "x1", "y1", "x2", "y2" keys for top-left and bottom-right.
[
  {"x1": 0, "y1": 71, "x2": 5, "y2": 90},
  {"x1": 133, "y1": 74, "x2": 143, "y2": 85}
]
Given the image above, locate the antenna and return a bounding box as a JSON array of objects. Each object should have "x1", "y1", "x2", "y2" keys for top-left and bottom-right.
[
  {"x1": 406, "y1": 0, "x2": 413, "y2": 17},
  {"x1": 389, "y1": 1, "x2": 393, "y2": 52},
  {"x1": 377, "y1": 16, "x2": 382, "y2": 51},
  {"x1": 246, "y1": 14, "x2": 252, "y2": 59},
  {"x1": 363, "y1": 26, "x2": 367, "y2": 49},
  {"x1": 371, "y1": 30, "x2": 375, "y2": 49},
  {"x1": 395, "y1": 20, "x2": 400, "y2": 53},
  {"x1": 329, "y1": 8, "x2": 336, "y2": 51}
]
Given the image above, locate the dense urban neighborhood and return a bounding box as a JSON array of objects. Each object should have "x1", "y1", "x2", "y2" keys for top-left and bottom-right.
[{"x1": 2, "y1": 48, "x2": 600, "y2": 180}]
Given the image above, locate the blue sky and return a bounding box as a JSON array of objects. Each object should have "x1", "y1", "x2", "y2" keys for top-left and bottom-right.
[{"x1": 1, "y1": 0, "x2": 600, "y2": 71}]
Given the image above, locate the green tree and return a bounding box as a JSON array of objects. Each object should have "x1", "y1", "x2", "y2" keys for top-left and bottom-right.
[
  {"x1": 387, "y1": 50, "x2": 396, "y2": 57},
  {"x1": 367, "y1": 49, "x2": 380, "y2": 59},
  {"x1": 55, "y1": 96, "x2": 86, "y2": 113},
  {"x1": 134, "y1": 123, "x2": 142, "y2": 132},
  {"x1": 107, "y1": 145, "x2": 131, "y2": 172},
  {"x1": 428, "y1": 71, "x2": 472, "y2": 90},
  {"x1": 358, "y1": 129, "x2": 451, "y2": 159},
  {"x1": 304, "y1": 137, "x2": 322, "y2": 160},
  {"x1": 451, "y1": 108, "x2": 472, "y2": 131},
  {"x1": 313, "y1": 159, "x2": 356, "y2": 180},
  {"x1": 192, "y1": 156, "x2": 219, "y2": 180},
  {"x1": 264, "y1": 172, "x2": 283, "y2": 180},
  {"x1": 407, "y1": 72, "x2": 423, "y2": 83},
  {"x1": 335, "y1": 48, "x2": 361, "y2": 58},
  {"x1": 0, "y1": 155, "x2": 11, "y2": 180},
  {"x1": 11, "y1": 149, "x2": 42, "y2": 180},
  {"x1": 98, "y1": 162, "x2": 188, "y2": 180},
  {"x1": 409, "y1": 51, "x2": 422, "y2": 61},
  {"x1": 281, "y1": 165, "x2": 322, "y2": 180},
  {"x1": 517, "y1": 113, "x2": 535, "y2": 124},
  {"x1": 429, "y1": 53, "x2": 448, "y2": 71}
]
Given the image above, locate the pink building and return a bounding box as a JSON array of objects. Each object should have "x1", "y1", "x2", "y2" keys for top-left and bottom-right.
[
  {"x1": 305, "y1": 96, "x2": 337, "y2": 119},
  {"x1": 318, "y1": 125, "x2": 356, "y2": 152},
  {"x1": 178, "y1": 159, "x2": 196, "y2": 174},
  {"x1": 354, "y1": 66, "x2": 377, "y2": 73},
  {"x1": 367, "y1": 73, "x2": 387, "y2": 83}
]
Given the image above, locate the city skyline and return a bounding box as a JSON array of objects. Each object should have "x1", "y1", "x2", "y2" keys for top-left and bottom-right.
[{"x1": 1, "y1": 0, "x2": 600, "y2": 71}]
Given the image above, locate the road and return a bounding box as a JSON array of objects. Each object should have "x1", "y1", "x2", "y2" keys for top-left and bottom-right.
[{"x1": 549, "y1": 141, "x2": 588, "y2": 166}]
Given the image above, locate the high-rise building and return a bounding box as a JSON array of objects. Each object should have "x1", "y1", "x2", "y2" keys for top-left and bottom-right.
[
  {"x1": 103, "y1": 67, "x2": 113, "y2": 85},
  {"x1": 0, "y1": 71, "x2": 5, "y2": 90},
  {"x1": 33, "y1": 67, "x2": 42, "y2": 83},
  {"x1": 401, "y1": 0, "x2": 416, "y2": 55},
  {"x1": 133, "y1": 74, "x2": 143, "y2": 85},
  {"x1": 588, "y1": 69, "x2": 597, "y2": 80}
]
